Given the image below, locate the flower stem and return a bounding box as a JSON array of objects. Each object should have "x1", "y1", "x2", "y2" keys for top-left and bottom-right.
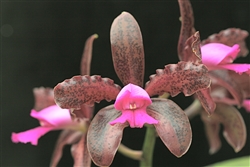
[
  {"x1": 139, "y1": 126, "x2": 157, "y2": 167},
  {"x1": 118, "y1": 143, "x2": 143, "y2": 160},
  {"x1": 184, "y1": 98, "x2": 202, "y2": 119}
]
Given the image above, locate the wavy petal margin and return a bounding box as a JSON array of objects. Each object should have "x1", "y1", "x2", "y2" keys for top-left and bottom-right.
[
  {"x1": 54, "y1": 75, "x2": 121, "y2": 109},
  {"x1": 145, "y1": 61, "x2": 210, "y2": 97},
  {"x1": 183, "y1": 31, "x2": 202, "y2": 63}
]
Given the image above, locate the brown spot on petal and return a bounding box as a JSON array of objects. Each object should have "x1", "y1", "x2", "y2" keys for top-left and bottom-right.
[
  {"x1": 54, "y1": 75, "x2": 121, "y2": 109},
  {"x1": 87, "y1": 105, "x2": 128, "y2": 166},
  {"x1": 110, "y1": 12, "x2": 145, "y2": 87},
  {"x1": 177, "y1": 0, "x2": 196, "y2": 61},
  {"x1": 147, "y1": 98, "x2": 192, "y2": 157},
  {"x1": 145, "y1": 61, "x2": 210, "y2": 97}
]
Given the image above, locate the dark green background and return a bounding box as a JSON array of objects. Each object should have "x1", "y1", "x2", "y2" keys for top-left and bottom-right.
[{"x1": 2, "y1": 0, "x2": 250, "y2": 166}]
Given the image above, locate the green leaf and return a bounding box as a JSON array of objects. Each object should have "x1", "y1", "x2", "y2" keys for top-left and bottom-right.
[{"x1": 206, "y1": 156, "x2": 250, "y2": 167}]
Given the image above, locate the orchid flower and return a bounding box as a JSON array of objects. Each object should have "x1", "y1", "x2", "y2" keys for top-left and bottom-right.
[
  {"x1": 177, "y1": 0, "x2": 248, "y2": 154},
  {"x1": 201, "y1": 43, "x2": 250, "y2": 75},
  {"x1": 11, "y1": 88, "x2": 75, "y2": 146},
  {"x1": 201, "y1": 29, "x2": 250, "y2": 113},
  {"x1": 11, "y1": 105, "x2": 73, "y2": 145},
  {"x1": 50, "y1": 34, "x2": 97, "y2": 167},
  {"x1": 11, "y1": 34, "x2": 97, "y2": 167},
  {"x1": 53, "y1": 12, "x2": 211, "y2": 166}
]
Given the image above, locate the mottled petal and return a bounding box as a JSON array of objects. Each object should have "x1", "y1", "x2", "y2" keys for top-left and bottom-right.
[
  {"x1": 87, "y1": 105, "x2": 128, "y2": 166},
  {"x1": 145, "y1": 61, "x2": 210, "y2": 97},
  {"x1": 115, "y1": 83, "x2": 151, "y2": 110},
  {"x1": 177, "y1": 0, "x2": 195, "y2": 61},
  {"x1": 11, "y1": 126, "x2": 53, "y2": 145},
  {"x1": 147, "y1": 98, "x2": 192, "y2": 157},
  {"x1": 54, "y1": 75, "x2": 121, "y2": 109},
  {"x1": 201, "y1": 43, "x2": 240, "y2": 67},
  {"x1": 110, "y1": 12, "x2": 145, "y2": 87},
  {"x1": 31, "y1": 105, "x2": 72, "y2": 126}
]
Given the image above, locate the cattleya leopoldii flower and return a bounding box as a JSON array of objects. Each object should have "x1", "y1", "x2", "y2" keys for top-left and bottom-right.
[
  {"x1": 177, "y1": 0, "x2": 248, "y2": 154},
  {"x1": 201, "y1": 29, "x2": 250, "y2": 113},
  {"x1": 53, "y1": 12, "x2": 211, "y2": 166}
]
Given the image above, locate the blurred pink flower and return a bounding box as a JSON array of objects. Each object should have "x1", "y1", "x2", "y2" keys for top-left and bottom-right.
[
  {"x1": 11, "y1": 105, "x2": 72, "y2": 145},
  {"x1": 201, "y1": 43, "x2": 250, "y2": 75},
  {"x1": 242, "y1": 100, "x2": 250, "y2": 112}
]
